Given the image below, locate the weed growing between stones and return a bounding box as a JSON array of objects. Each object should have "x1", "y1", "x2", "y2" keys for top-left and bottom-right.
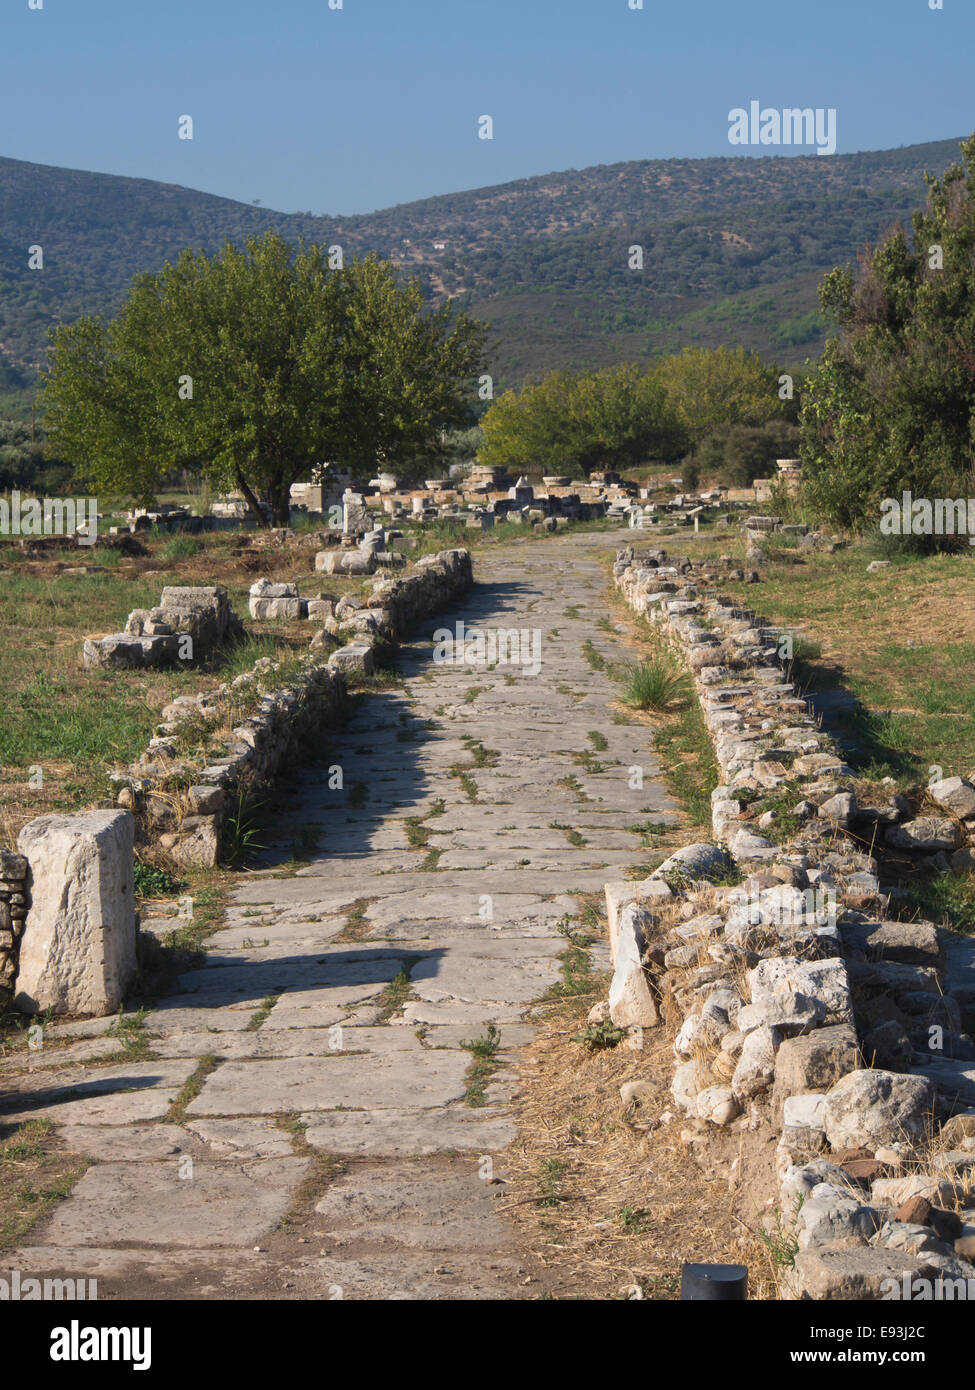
[
  {"x1": 375, "y1": 957, "x2": 421, "y2": 1021},
  {"x1": 581, "y1": 639, "x2": 606, "y2": 671},
  {"x1": 165, "y1": 1053, "x2": 219, "y2": 1121},
  {"x1": 573, "y1": 1018, "x2": 627, "y2": 1052},
  {"x1": 221, "y1": 788, "x2": 268, "y2": 865},
  {"x1": 460, "y1": 1023, "x2": 501, "y2": 1106}
]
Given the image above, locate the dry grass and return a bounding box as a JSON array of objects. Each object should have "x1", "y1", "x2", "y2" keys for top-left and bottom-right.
[{"x1": 500, "y1": 986, "x2": 778, "y2": 1300}]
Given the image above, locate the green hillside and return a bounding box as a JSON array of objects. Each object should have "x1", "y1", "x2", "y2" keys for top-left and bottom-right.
[{"x1": 0, "y1": 136, "x2": 965, "y2": 396}]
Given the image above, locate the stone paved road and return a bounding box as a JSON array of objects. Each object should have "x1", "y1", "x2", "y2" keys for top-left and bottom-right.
[{"x1": 3, "y1": 529, "x2": 677, "y2": 1299}]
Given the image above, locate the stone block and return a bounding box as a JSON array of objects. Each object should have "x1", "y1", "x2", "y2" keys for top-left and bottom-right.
[
  {"x1": 328, "y1": 643, "x2": 376, "y2": 678},
  {"x1": 15, "y1": 811, "x2": 136, "y2": 1017}
]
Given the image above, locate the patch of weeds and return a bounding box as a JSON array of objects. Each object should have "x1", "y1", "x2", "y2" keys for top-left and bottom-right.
[
  {"x1": 617, "y1": 1205, "x2": 654, "y2": 1235},
  {"x1": 404, "y1": 817, "x2": 430, "y2": 849},
  {"x1": 221, "y1": 788, "x2": 268, "y2": 865},
  {"x1": 760, "y1": 1197, "x2": 803, "y2": 1270},
  {"x1": 587, "y1": 730, "x2": 609, "y2": 752},
  {"x1": 463, "y1": 738, "x2": 499, "y2": 767},
  {"x1": 375, "y1": 957, "x2": 421, "y2": 1021},
  {"x1": 651, "y1": 696, "x2": 720, "y2": 830},
  {"x1": 581, "y1": 639, "x2": 606, "y2": 671},
  {"x1": 420, "y1": 848, "x2": 442, "y2": 872},
  {"x1": 898, "y1": 870, "x2": 975, "y2": 936},
  {"x1": 563, "y1": 606, "x2": 581, "y2": 619},
  {"x1": 104, "y1": 1006, "x2": 154, "y2": 1061},
  {"x1": 573, "y1": 1018, "x2": 626, "y2": 1052},
  {"x1": 335, "y1": 900, "x2": 371, "y2": 942},
  {"x1": 289, "y1": 823, "x2": 322, "y2": 862},
  {"x1": 460, "y1": 1023, "x2": 500, "y2": 1107},
  {"x1": 0, "y1": 1119, "x2": 89, "y2": 1252},
  {"x1": 346, "y1": 780, "x2": 368, "y2": 809},
  {"x1": 536, "y1": 1157, "x2": 568, "y2": 1208},
  {"x1": 451, "y1": 766, "x2": 479, "y2": 801},
  {"x1": 626, "y1": 820, "x2": 670, "y2": 843},
  {"x1": 465, "y1": 686, "x2": 484, "y2": 704},
  {"x1": 557, "y1": 774, "x2": 589, "y2": 802},
  {"x1": 572, "y1": 749, "x2": 605, "y2": 775},
  {"x1": 133, "y1": 861, "x2": 185, "y2": 899},
  {"x1": 620, "y1": 659, "x2": 692, "y2": 712},
  {"x1": 246, "y1": 993, "x2": 281, "y2": 1030}
]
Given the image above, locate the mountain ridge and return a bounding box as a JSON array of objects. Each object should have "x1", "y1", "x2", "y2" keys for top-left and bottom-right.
[{"x1": 0, "y1": 135, "x2": 966, "y2": 393}]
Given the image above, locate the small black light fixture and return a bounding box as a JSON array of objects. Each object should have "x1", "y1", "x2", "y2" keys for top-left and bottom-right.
[{"x1": 680, "y1": 1262, "x2": 748, "y2": 1301}]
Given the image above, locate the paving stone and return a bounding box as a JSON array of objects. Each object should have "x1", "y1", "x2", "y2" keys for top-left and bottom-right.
[
  {"x1": 185, "y1": 1051, "x2": 471, "y2": 1115},
  {"x1": 43, "y1": 1158, "x2": 310, "y2": 1247}
]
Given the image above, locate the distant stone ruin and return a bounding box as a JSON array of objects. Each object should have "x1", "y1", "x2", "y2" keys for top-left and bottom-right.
[{"x1": 82, "y1": 586, "x2": 243, "y2": 669}]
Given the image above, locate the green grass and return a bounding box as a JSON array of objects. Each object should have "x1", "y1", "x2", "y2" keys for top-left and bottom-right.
[
  {"x1": 0, "y1": 1119, "x2": 89, "y2": 1253},
  {"x1": 165, "y1": 1054, "x2": 219, "y2": 1121},
  {"x1": 581, "y1": 639, "x2": 606, "y2": 671},
  {"x1": 620, "y1": 659, "x2": 692, "y2": 712},
  {"x1": 133, "y1": 861, "x2": 185, "y2": 899},
  {"x1": 648, "y1": 691, "x2": 720, "y2": 830},
  {"x1": 460, "y1": 1023, "x2": 501, "y2": 1107},
  {"x1": 899, "y1": 870, "x2": 975, "y2": 937}
]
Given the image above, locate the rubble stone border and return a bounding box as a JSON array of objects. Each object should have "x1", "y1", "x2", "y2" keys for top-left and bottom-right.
[{"x1": 604, "y1": 544, "x2": 975, "y2": 1299}]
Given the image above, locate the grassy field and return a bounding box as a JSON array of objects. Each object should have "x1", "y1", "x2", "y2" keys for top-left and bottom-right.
[{"x1": 684, "y1": 534, "x2": 975, "y2": 785}]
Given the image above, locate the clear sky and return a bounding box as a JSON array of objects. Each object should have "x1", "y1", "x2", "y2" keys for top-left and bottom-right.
[{"x1": 2, "y1": 0, "x2": 972, "y2": 216}]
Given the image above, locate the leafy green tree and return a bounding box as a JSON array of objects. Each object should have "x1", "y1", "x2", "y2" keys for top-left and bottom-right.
[
  {"x1": 478, "y1": 362, "x2": 687, "y2": 477},
  {"x1": 41, "y1": 232, "x2": 487, "y2": 523},
  {"x1": 800, "y1": 134, "x2": 975, "y2": 532},
  {"x1": 653, "y1": 345, "x2": 790, "y2": 446}
]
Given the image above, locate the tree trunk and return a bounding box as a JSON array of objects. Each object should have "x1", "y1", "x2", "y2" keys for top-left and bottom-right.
[
  {"x1": 268, "y1": 476, "x2": 291, "y2": 527},
  {"x1": 234, "y1": 467, "x2": 269, "y2": 528}
]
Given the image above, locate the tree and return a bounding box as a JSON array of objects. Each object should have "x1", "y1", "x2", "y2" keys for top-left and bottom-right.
[
  {"x1": 800, "y1": 134, "x2": 975, "y2": 533},
  {"x1": 653, "y1": 345, "x2": 790, "y2": 446},
  {"x1": 477, "y1": 362, "x2": 687, "y2": 477},
  {"x1": 41, "y1": 232, "x2": 487, "y2": 524}
]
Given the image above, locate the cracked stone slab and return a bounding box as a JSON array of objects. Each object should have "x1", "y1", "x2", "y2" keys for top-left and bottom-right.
[
  {"x1": 301, "y1": 1104, "x2": 517, "y2": 1155},
  {"x1": 185, "y1": 1050, "x2": 471, "y2": 1115},
  {"x1": 314, "y1": 1159, "x2": 510, "y2": 1250},
  {"x1": 42, "y1": 1156, "x2": 310, "y2": 1248},
  {"x1": 0, "y1": 1060, "x2": 199, "y2": 1125},
  {"x1": 57, "y1": 1124, "x2": 207, "y2": 1162}
]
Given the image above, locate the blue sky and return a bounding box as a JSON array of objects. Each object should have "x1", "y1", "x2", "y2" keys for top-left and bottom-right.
[{"x1": 2, "y1": 0, "x2": 972, "y2": 215}]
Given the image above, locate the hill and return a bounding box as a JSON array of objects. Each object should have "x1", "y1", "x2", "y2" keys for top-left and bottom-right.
[{"x1": 0, "y1": 136, "x2": 965, "y2": 396}]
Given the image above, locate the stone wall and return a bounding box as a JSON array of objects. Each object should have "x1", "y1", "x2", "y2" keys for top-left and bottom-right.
[
  {"x1": 606, "y1": 544, "x2": 975, "y2": 1298},
  {"x1": 109, "y1": 548, "x2": 474, "y2": 866}
]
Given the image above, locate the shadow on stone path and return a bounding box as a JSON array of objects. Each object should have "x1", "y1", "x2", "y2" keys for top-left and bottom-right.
[{"x1": 3, "y1": 529, "x2": 679, "y2": 1300}]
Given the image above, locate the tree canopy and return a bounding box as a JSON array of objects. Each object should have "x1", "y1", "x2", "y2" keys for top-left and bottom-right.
[
  {"x1": 40, "y1": 231, "x2": 487, "y2": 523},
  {"x1": 477, "y1": 363, "x2": 688, "y2": 477},
  {"x1": 799, "y1": 133, "x2": 975, "y2": 533},
  {"x1": 652, "y1": 345, "x2": 791, "y2": 446}
]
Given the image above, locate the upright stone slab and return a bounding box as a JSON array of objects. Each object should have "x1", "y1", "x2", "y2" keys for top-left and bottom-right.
[{"x1": 15, "y1": 810, "x2": 137, "y2": 1017}]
